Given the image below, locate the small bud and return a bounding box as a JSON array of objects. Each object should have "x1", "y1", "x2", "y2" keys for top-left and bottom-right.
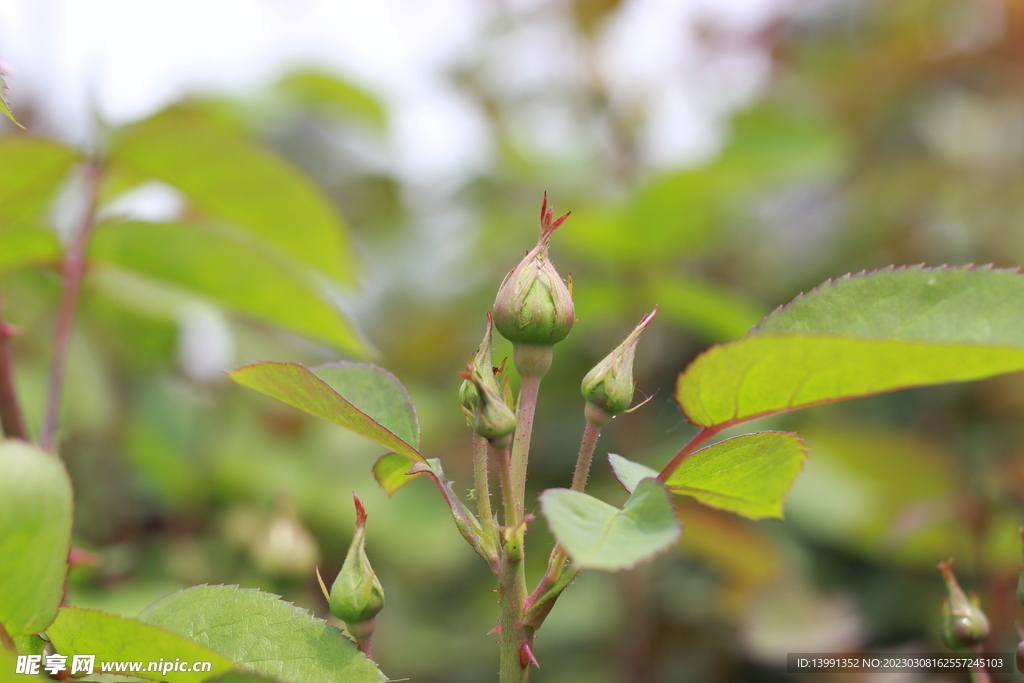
[
  {"x1": 328, "y1": 495, "x2": 385, "y2": 631},
  {"x1": 493, "y1": 194, "x2": 574, "y2": 347},
  {"x1": 938, "y1": 560, "x2": 989, "y2": 650},
  {"x1": 581, "y1": 307, "x2": 657, "y2": 419},
  {"x1": 459, "y1": 312, "x2": 502, "y2": 415},
  {"x1": 460, "y1": 361, "x2": 517, "y2": 447}
]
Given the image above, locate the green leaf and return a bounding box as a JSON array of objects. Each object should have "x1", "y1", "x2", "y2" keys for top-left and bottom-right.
[
  {"x1": 204, "y1": 674, "x2": 287, "y2": 683},
  {"x1": 540, "y1": 478, "x2": 681, "y2": 571},
  {"x1": 0, "y1": 138, "x2": 79, "y2": 230},
  {"x1": 139, "y1": 585, "x2": 386, "y2": 683},
  {"x1": 227, "y1": 362, "x2": 424, "y2": 464},
  {"x1": 109, "y1": 106, "x2": 355, "y2": 283},
  {"x1": 678, "y1": 266, "x2": 1024, "y2": 428},
  {"x1": 311, "y1": 363, "x2": 419, "y2": 447},
  {"x1": 0, "y1": 440, "x2": 73, "y2": 636},
  {"x1": 661, "y1": 432, "x2": 807, "y2": 519},
  {"x1": 47, "y1": 607, "x2": 233, "y2": 682},
  {"x1": 608, "y1": 453, "x2": 659, "y2": 493},
  {"x1": 88, "y1": 221, "x2": 365, "y2": 354},
  {"x1": 372, "y1": 452, "x2": 425, "y2": 495},
  {"x1": 276, "y1": 70, "x2": 386, "y2": 129},
  {"x1": 0, "y1": 224, "x2": 60, "y2": 275}
]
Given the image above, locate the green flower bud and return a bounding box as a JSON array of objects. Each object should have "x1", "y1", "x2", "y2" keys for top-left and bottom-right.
[
  {"x1": 460, "y1": 361, "x2": 517, "y2": 447},
  {"x1": 938, "y1": 560, "x2": 989, "y2": 650},
  {"x1": 493, "y1": 194, "x2": 574, "y2": 347},
  {"x1": 581, "y1": 307, "x2": 657, "y2": 419},
  {"x1": 327, "y1": 495, "x2": 384, "y2": 630},
  {"x1": 459, "y1": 312, "x2": 502, "y2": 415}
]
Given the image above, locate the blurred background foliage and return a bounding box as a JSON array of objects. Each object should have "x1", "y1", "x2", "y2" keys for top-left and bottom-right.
[{"x1": 3, "y1": 0, "x2": 1024, "y2": 681}]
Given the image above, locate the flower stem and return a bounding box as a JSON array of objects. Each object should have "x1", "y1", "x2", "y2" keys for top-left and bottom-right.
[
  {"x1": 0, "y1": 294, "x2": 28, "y2": 441},
  {"x1": 41, "y1": 158, "x2": 104, "y2": 453},
  {"x1": 499, "y1": 551, "x2": 531, "y2": 683},
  {"x1": 509, "y1": 344, "x2": 551, "y2": 523},
  {"x1": 473, "y1": 432, "x2": 497, "y2": 541},
  {"x1": 656, "y1": 425, "x2": 722, "y2": 482},
  {"x1": 570, "y1": 417, "x2": 603, "y2": 493}
]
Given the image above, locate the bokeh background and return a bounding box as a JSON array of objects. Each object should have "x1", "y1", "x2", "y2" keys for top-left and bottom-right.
[{"x1": 3, "y1": 0, "x2": 1024, "y2": 681}]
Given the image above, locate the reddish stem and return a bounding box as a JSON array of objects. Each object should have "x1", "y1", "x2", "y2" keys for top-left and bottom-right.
[
  {"x1": 41, "y1": 158, "x2": 104, "y2": 452},
  {"x1": 656, "y1": 425, "x2": 723, "y2": 482},
  {"x1": 0, "y1": 295, "x2": 27, "y2": 440}
]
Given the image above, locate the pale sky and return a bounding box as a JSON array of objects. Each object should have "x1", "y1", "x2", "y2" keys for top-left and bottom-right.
[{"x1": 0, "y1": 0, "x2": 792, "y2": 183}]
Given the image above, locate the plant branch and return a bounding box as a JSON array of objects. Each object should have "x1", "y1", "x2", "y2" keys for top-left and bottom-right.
[
  {"x1": 472, "y1": 432, "x2": 497, "y2": 541},
  {"x1": 499, "y1": 538, "x2": 531, "y2": 683},
  {"x1": 656, "y1": 425, "x2": 723, "y2": 482},
  {"x1": 495, "y1": 444, "x2": 516, "y2": 527},
  {"x1": 508, "y1": 373, "x2": 541, "y2": 524},
  {"x1": 0, "y1": 294, "x2": 28, "y2": 441},
  {"x1": 41, "y1": 158, "x2": 104, "y2": 452},
  {"x1": 570, "y1": 419, "x2": 602, "y2": 493}
]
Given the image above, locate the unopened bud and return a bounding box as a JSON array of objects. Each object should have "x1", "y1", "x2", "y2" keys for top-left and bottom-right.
[
  {"x1": 327, "y1": 495, "x2": 384, "y2": 630},
  {"x1": 493, "y1": 194, "x2": 574, "y2": 348},
  {"x1": 460, "y1": 312, "x2": 502, "y2": 415},
  {"x1": 938, "y1": 560, "x2": 989, "y2": 649},
  {"x1": 460, "y1": 361, "x2": 517, "y2": 447},
  {"x1": 581, "y1": 307, "x2": 657, "y2": 420}
]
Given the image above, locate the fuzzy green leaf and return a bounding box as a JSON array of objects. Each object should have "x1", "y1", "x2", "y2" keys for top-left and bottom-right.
[
  {"x1": 540, "y1": 478, "x2": 680, "y2": 571},
  {"x1": 109, "y1": 106, "x2": 354, "y2": 283},
  {"x1": 0, "y1": 440, "x2": 73, "y2": 636},
  {"x1": 678, "y1": 266, "x2": 1024, "y2": 428},
  {"x1": 0, "y1": 138, "x2": 78, "y2": 230},
  {"x1": 663, "y1": 432, "x2": 807, "y2": 519},
  {"x1": 89, "y1": 221, "x2": 365, "y2": 354},
  {"x1": 47, "y1": 607, "x2": 233, "y2": 681},
  {"x1": 372, "y1": 452, "x2": 425, "y2": 495},
  {"x1": 228, "y1": 362, "x2": 424, "y2": 464},
  {"x1": 139, "y1": 585, "x2": 386, "y2": 683}
]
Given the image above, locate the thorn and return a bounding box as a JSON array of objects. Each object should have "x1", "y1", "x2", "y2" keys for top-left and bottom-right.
[
  {"x1": 519, "y1": 641, "x2": 539, "y2": 669},
  {"x1": 487, "y1": 623, "x2": 501, "y2": 635},
  {"x1": 352, "y1": 492, "x2": 367, "y2": 526},
  {"x1": 68, "y1": 546, "x2": 101, "y2": 567}
]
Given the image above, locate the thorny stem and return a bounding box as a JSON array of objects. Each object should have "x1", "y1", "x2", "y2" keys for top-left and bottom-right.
[
  {"x1": 509, "y1": 344, "x2": 551, "y2": 523},
  {"x1": 0, "y1": 294, "x2": 28, "y2": 440},
  {"x1": 41, "y1": 158, "x2": 104, "y2": 453},
  {"x1": 472, "y1": 432, "x2": 497, "y2": 542},
  {"x1": 570, "y1": 418, "x2": 603, "y2": 493},
  {"x1": 494, "y1": 444, "x2": 516, "y2": 528}
]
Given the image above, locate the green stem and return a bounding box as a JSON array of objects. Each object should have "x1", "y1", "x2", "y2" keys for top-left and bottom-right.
[
  {"x1": 570, "y1": 415, "x2": 604, "y2": 492},
  {"x1": 499, "y1": 549, "x2": 531, "y2": 683},
  {"x1": 509, "y1": 344, "x2": 551, "y2": 523},
  {"x1": 473, "y1": 432, "x2": 497, "y2": 541},
  {"x1": 495, "y1": 444, "x2": 516, "y2": 527},
  {"x1": 964, "y1": 646, "x2": 992, "y2": 683}
]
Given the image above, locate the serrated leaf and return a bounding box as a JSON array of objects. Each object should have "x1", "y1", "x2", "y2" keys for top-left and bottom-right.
[
  {"x1": 0, "y1": 224, "x2": 60, "y2": 275},
  {"x1": 677, "y1": 266, "x2": 1024, "y2": 428},
  {"x1": 109, "y1": 106, "x2": 354, "y2": 283},
  {"x1": 0, "y1": 138, "x2": 79, "y2": 230},
  {"x1": 661, "y1": 432, "x2": 807, "y2": 519},
  {"x1": 0, "y1": 71, "x2": 24, "y2": 129},
  {"x1": 47, "y1": 607, "x2": 233, "y2": 682},
  {"x1": 88, "y1": 221, "x2": 365, "y2": 354},
  {"x1": 540, "y1": 478, "x2": 680, "y2": 571},
  {"x1": 0, "y1": 440, "x2": 72, "y2": 636},
  {"x1": 372, "y1": 452, "x2": 425, "y2": 495},
  {"x1": 227, "y1": 362, "x2": 424, "y2": 464},
  {"x1": 139, "y1": 585, "x2": 386, "y2": 683}
]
